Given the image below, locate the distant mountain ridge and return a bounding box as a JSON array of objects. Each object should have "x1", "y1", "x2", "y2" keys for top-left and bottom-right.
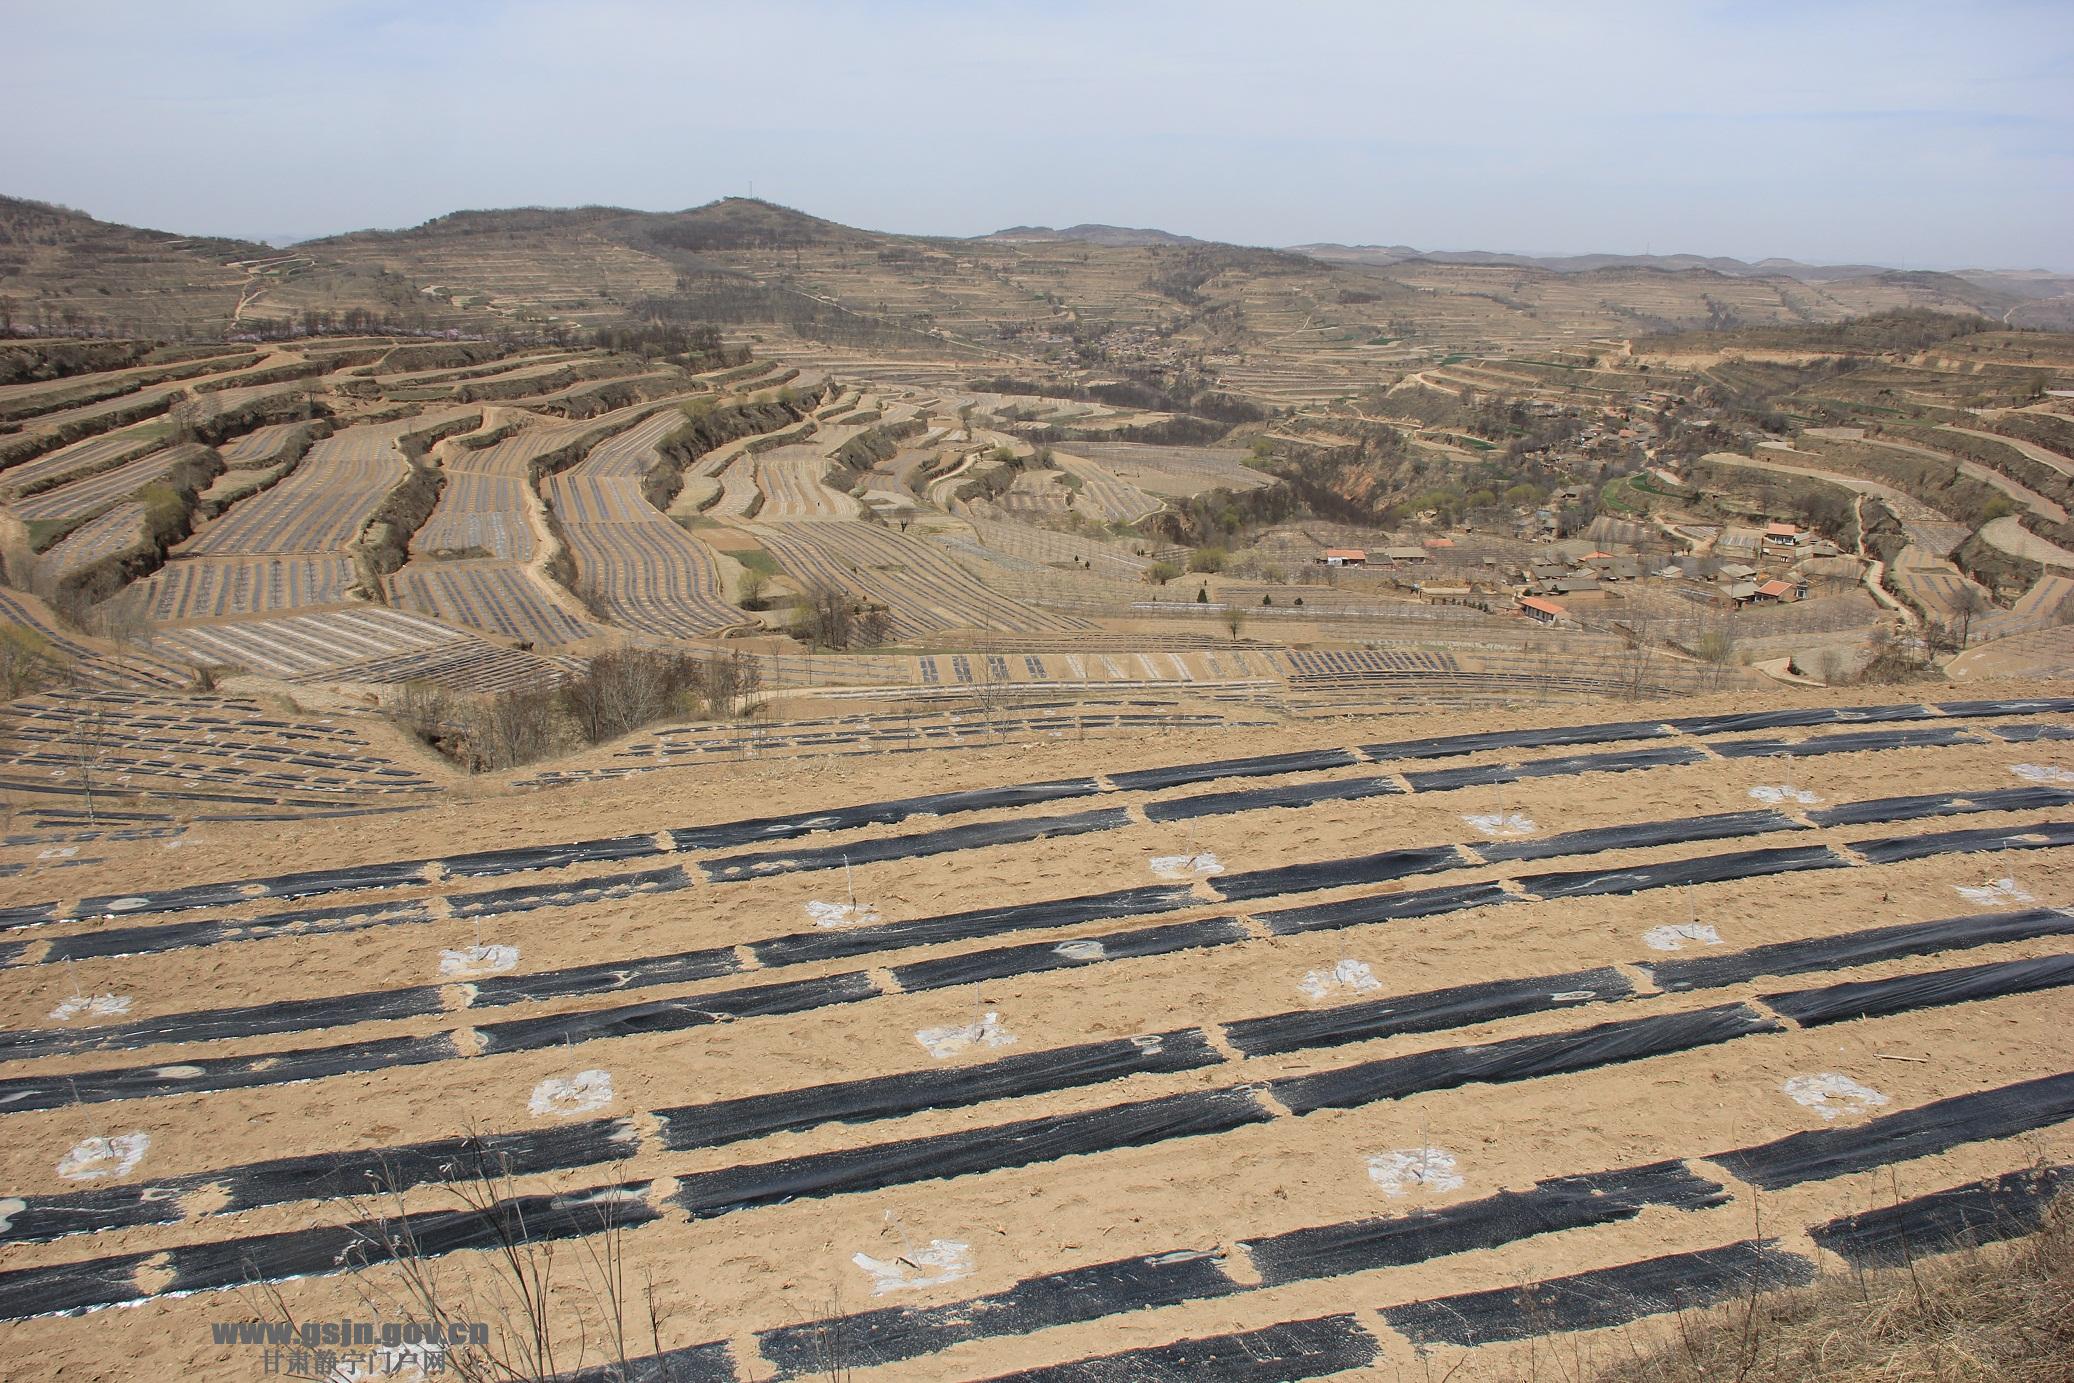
[{"x1": 983, "y1": 224, "x2": 1206, "y2": 247}]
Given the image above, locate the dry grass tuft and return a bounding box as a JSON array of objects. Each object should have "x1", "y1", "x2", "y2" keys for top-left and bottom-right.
[{"x1": 1585, "y1": 1194, "x2": 2074, "y2": 1383}]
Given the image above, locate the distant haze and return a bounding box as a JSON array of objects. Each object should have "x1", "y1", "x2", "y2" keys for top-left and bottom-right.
[{"x1": 5, "y1": 0, "x2": 2070, "y2": 271}]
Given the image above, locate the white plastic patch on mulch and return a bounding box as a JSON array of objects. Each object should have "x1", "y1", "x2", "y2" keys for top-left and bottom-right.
[
  {"x1": 916, "y1": 1011, "x2": 1016, "y2": 1059},
  {"x1": 1299, "y1": 959, "x2": 1383, "y2": 1001},
  {"x1": 1783, "y1": 1073, "x2": 1889, "y2": 1121},
  {"x1": 807, "y1": 900, "x2": 881, "y2": 928},
  {"x1": 1749, "y1": 785, "x2": 1822, "y2": 805},
  {"x1": 439, "y1": 943, "x2": 520, "y2": 978},
  {"x1": 1641, "y1": 923, "x2": 1723, "y2": 952},
  {"x1": 2010, "y1": 763, "x2": 2074, "y2": 785},
  {"x1": 1367, "y1": 1148, "x2": 1464, "y2": 1197},
  {"x1": 0, "y1": 1198, "x2": 25, "y2": 1233},
  {"x1": 853, "y1": 1239, "x2": 974, "y2": 1296},
  {"x1": 1956, "y1": 877, "x2": 2034, "y2": 906},
  {"x1": 50, "y1": 993, "x2": 132, "y2": 1021},
  {"x1": 37, "y1": 846, "x2": 77, "y2": 860},
  {"x1": 529, "y1": 1069, "x2": 614, "y2": 1118},
  {"x1": 1149, "y1": 851, "x2": 1224, "y2": 881},
  {"x1": 1053, "y1": 939, "x2": 1107, "y2": 962},
  {"x1": 57, "y1": 1132, "x2": 150, "y2": 1181},
  {"x1": 1463, "y1": 811, "x2": 1536, "y2": 838}
]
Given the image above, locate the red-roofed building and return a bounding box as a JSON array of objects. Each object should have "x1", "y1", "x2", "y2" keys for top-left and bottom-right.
[
  {"x1": 1318, "y1": 548, "x2": 1367, "y2": 566},
  {"x1": 1518, "y1": 595, "x2": 1568, "y2": 625},
  {"x1": 1754, "y1": 579, "x2": 1800, "y2": 603}
]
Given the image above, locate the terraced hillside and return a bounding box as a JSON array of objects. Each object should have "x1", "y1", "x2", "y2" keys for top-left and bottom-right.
[{"x1": 0, "y1": 688, "x2": 2069, "y2": 1380}]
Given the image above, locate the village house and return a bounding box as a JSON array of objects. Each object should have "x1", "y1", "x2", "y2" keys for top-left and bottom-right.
[{"x1": 1518, "y1": 595, "x2": 1568, "y2": 625}]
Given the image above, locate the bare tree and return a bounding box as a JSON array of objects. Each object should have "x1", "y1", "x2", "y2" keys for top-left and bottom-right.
[{"x1": 0, "y1": 625, "x2": 63, "y2": 700}]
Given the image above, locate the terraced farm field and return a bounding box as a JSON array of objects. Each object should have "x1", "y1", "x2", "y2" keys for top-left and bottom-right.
[
  {"x1": 0, "y1": 689, "x2": 2069, "y2": 1382},
  {"x1": 183, "y1": 409, "x2": 474, "y2": 557},
  {"x1": 752, "y1": 519, "x2": 1093, "y2": 638},
  {"x1": 547, "y1": 408, "x2": 749, "y2": 638}
]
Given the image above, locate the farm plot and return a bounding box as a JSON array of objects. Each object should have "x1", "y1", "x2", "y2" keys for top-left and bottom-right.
[
  {"x1": 0, "y1": 590, "x2": 190, "y2": 691},
  {"x1": 967, "y1": 517, "x2": 1153, "y2": 581},
  {"x1": 0, "y1": 688, "x2": 437, "y2": 814},
  {"x1": 152, "y1": 605, "x2": 572, "y2": 692},
  {"x1": 0, "y1": 695, "x2": 2068, "y2": 1379},
  {"x1": 39, "y1": 503, "x2": 143, "y2": 579},
  {"x1": 0, "y1": 426, "x2": 166, "y2": 500},
  {"x1": 752, "y1": 445, "x2": 862, "y2": 519},
  {"x1": 182, "y1": 410, "x2": 473, "y2": 557},
  {"x1": 386, "y1": 564, "x2": 597, "y2": 647},
  {"x1": 1050, "y1": 451, "x2": 1163, "y2": 521},
  {"x1": 140, "y1": 557, "x2": 357, "y2": 623},
  {"x1": 212, "y1": 421, "x2": 309, "y2": 469},
  {"x1": 547, "y1": 409, "x2": 748, "y2": 638},
  {"x1": 751, "y1": 520, "x2": 1091, "y2": 638},
  {"x1": 8, "y1": 446, "x2": 201, "y2": 524},
  {"x1": 1064, "y1": 440, "x2": 1274, "y2": 497}
]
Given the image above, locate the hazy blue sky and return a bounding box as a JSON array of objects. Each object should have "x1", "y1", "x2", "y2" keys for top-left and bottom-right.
[{"x1": 6, "y1": 1, "x2": 2071, "y2": 268}]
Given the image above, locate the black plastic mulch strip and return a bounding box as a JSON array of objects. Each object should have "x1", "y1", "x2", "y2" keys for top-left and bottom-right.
[
  {"x1": 0, "y1": 1033, "x2": 461, "y2": 1114},
  {"x1": 1513, "y1": 746, "x2": 1709, "y2": 778},
  {"x1": 1808, "y1": 785, "x2": 2074, "y2": 827},
  {"x1": 28, "y1": 900, "x2": 435, "y2": 966},
  {"x1": 758, "y1": 1249, "x2": 1242, "y2": 1378},
  {"x1": 674, "y1": 1089, "x2": 1273, "y2": 1220},
  {"x1": 1402, "y1": 745, "x2": 1705, "y2": 793},
  {"x1": 214, "y1": 1117, "x2": 639, "y2": 1215},
  {"x1": 1107, "y1": 748, "x2": 1361, "y2": 794},
  {"x1": 1477, "y1": 809, "x2": 1802, "y2": 864},
  {"x1": 1847, "y1": 818, "x2": 2074, "y2": 864},
  {"x1": 1222, "y1": 968, "x2": 1633, "y2": 1059},
  {"x1": 1762, "y1": 953, "x2": 2074, "y2": 1027},
  {"x1": 1936, "y1": 696, "x2": 2074, "y2": 718},
  {"x1": 1515, "y1": 845, "x2": 1847, "y2": 900},
  {"x1": 0, "y1": 1248, "x2": 155, "y2": 1320},
  {"x1": 1646, "y1": 909, "x2": 2074, "y2": 991},
  {"x1": 1380, "y1": 1239, "x2": 1813, "y2": 1347},
  {"x1": 1212, "y1": 844, "x2": 1466, "y2": 903},
  {"x1": 972, "y1": 1314, "x2": 1377, "y2": 1383},
  {"x1": 473, "y1": 973, "x2": 881, "y2": 1055},
  {"x1": 466, "y1": 944, "x2": 741, "y2": 1008},
  {"x1": 700, "y1": 808, "x2": 1132, "y2": 882},
  {"x1": 1991, "y1": 722, "x2": 2074, "y2": 743},
  {"x1": 439, "y1": 834, "x2": 665, "y2": 879},
  {"x1": 1142, "y1": 776, "x2": 1401, "y2": 823},
  {"x1": 0, "y1": 1181, "x2": 187, "y2": 1248},
  {"x1": 1400, "y1": 761, "x2": 1520, "y2": 792},
  {"x1": 1271, "y1": 1004, "x2": 1777, "y2": 1116},
  {"x1": 1363, "y1": 721, "x2": 1670, "y2": 761},
  {"x1": 553, "y1": 1341, "x2": 739, "y2": 1383},
  {"x1": 751, "y1": 885, "x2": 1197, "y2": 968},
  {"x1": 670, "y1": 779, "x2": 1102, "y2": 852},
  {"x1": 1245, "y1": 1160, "x2": 1729, "y2": 1288},
  {"x1": 0, "y1": 902, "x2": 56, "y2": 931},
  {"x1": 658, "y1": 1030, "x2": 1223, "y2": 1152},
  {"x1": 0, "y1": 985, "x2": 446, "y2": 1060},
  {"x1": 1809, "y1": 1165, "x2": 2072, "y2": 1269},
  {"x1": 72, "y1": 857, "x2": 432, "y2": 918},
  {"x1": 1669, "y1": 704, "x2": 1928, "y2": 735},
  {"x1": 163, "y1": 1182, "x2": 660, "y2": 1299},
  {"x1": 891, "y1": 917, "x2": 1250, "y2": 992},
  {"x1": 446, "y1": 864, "x2": 690, "y2": 919},
  {"x1": 1256, "y1": 880, "x2": 1520, "y2": 936},
  {"x1": 1712, "y1": 1072, "x2": 2074, "y2": 1190},
  {"x1": 0, "y1": 1120, "x2": 640, "y2": 1249},
  {"x1": 1710, "y1": 726, "x2": 1980, "y2": 758}
]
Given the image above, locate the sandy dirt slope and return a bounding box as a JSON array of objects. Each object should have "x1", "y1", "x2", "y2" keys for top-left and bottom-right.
[{"x1": 0, "y1": 680, "x2": 2070, "y2": 1381}]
